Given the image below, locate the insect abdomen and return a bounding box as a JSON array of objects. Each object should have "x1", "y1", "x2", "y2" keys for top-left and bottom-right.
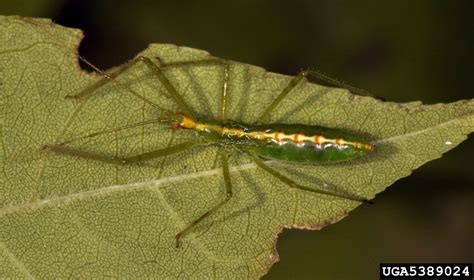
[{"x1": 245, "y1": 124, "x2": 373, "y2": 164}]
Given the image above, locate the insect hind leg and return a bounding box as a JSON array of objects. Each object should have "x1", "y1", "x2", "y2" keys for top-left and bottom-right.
[
  {"x1": 250, "y1": 154, "x2": 371, "y2": 204},
  {"x1": 257, "y1": 70, "x2": 372, "y2": 123}
]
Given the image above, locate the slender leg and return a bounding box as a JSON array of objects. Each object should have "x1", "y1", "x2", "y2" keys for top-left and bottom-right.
[
  {"x1": 42, "y1": 140, "x2": 196, "y2": 165},
  {"x1": 70, "y1": 56, "x2": 231, "y2": 121},
  {"x1": 156, "y1": 57, "x2": 227, "y2": 69},
  {"x1": 249, "y1": 155, "x2": 371, "y2": 204},
  {"x1": 257, "y1": 70, "x2": 371, "y2": 123},
  {"x1": 121, "y1": 141, "x2": 196, "y2": 164},
  {"x1": 141, "y1": 57, "x2": 231, "y2": 121},
  {"x1": 175, "y1": 152, "x2": 233, "y2": 248},
  {"x1": 157, "y1": 58, "x2": 231, "y2": 123},
  {"x1": 138, "y1": 56, "x2": 196, "y2": 119},
  {"x1": 6, "y1": 119, "x2": 173, "y2": 161},
  {"x1": 66, "y1": 56, "x2": 178, "y2": 116},
  {"x1": 24, "y1": 17, "x2": 226, "y2": 118}
]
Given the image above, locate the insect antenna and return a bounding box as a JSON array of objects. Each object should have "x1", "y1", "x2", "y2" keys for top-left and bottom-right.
[{"x1": 58, "y1": 118, "x2": 175, "y2": 146}]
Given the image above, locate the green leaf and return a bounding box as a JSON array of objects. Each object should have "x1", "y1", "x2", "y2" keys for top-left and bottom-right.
[{"x1": 1, "y1": 16, "x2": 473, "y2": 278}]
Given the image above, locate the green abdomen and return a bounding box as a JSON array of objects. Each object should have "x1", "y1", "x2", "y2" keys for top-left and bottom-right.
[{"x1": 245, "y1": 124, "x2": 373, "y2": 164}]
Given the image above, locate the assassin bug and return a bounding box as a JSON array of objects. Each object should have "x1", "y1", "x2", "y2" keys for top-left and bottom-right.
[{"x1": 15, "y1": 18, "x2": 375, "y2": 248}]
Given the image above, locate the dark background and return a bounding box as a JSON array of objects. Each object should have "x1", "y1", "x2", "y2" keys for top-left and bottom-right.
[{"x1": 2, "y1": 1, "x2": 473, "y2": 279}]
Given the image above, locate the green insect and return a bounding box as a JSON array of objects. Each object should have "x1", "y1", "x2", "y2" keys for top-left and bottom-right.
[{"x1": 17, "y1": 18, "x2": 375, "y2": 248}]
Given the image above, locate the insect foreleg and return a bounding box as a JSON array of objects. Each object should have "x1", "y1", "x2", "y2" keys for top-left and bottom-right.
[
  {"x1": 175, "y1": 151, "x2": 233, "y2": 248},
  {"x1": 249, "y1": 154, "x2": 370, "y2": 204},
  {"x1": 66, "y1": 57, "x2": 173, "y2": 114},
  {"x1": 21, "y1": 19, "x2": 176, "y2": 116}
]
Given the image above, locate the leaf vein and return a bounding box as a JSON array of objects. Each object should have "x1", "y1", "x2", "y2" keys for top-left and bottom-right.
[
  {"x1": 0, "y1": 242, "x2": 35, "y2": 279},
  {"x1": 0, "y1": 163, "x2": 258, "y2": 216},
  {"x1": 372, "y1": 114, "x2": 473, "y2": 144}
]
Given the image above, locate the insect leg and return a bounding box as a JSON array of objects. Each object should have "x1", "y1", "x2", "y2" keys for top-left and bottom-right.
[
  {"x1": 121, "y1": 140, "x2": 196, "y2": 164},
  {"x1": 22, "y1": 18, "x2": 169, "y2": 113},
  {"x1": 42, "y1": 140, "x2": 196, "y2": 165},
  {"x1": 157, "y1": 57, "x2": 227, "y2": 69},
  {"x1": 153, "y1": 57, "x2": 231, "y2": 123},
  {"x1": 22, "y1": 20, "x2": 160, "y2": 108},
  {"x1": 256, "y1": 70, "x2": 371, "y2": 123},
  {"x1": 140, "y1": 57, "x2": 230, "y2": 121},
  {"x1": 137, "y1": 56, "x2": 196, "y2": 119},
  {"x1": 6, "y1": 119, "x2": 172, "y2": 161},
  {"x1": 175, "y1": 151, "x2": 233, "y2": 248},
  {"x1": 250, "y1": 155, "x2": 371, "y2": 204},
  {"x1": 67, "y1": 56, "x2": 177, "y2": 115},
  {"x1": 72, "y1": 55, "x2": 229, "y2": 119},
  {"x1": 24, "y1": 17, "x2": 232, "y2": 118}
]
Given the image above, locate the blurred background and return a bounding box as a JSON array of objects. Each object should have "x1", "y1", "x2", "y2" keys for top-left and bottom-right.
[{"x1": 2, "y1": 0, "x2": 473, "y2": 279}]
